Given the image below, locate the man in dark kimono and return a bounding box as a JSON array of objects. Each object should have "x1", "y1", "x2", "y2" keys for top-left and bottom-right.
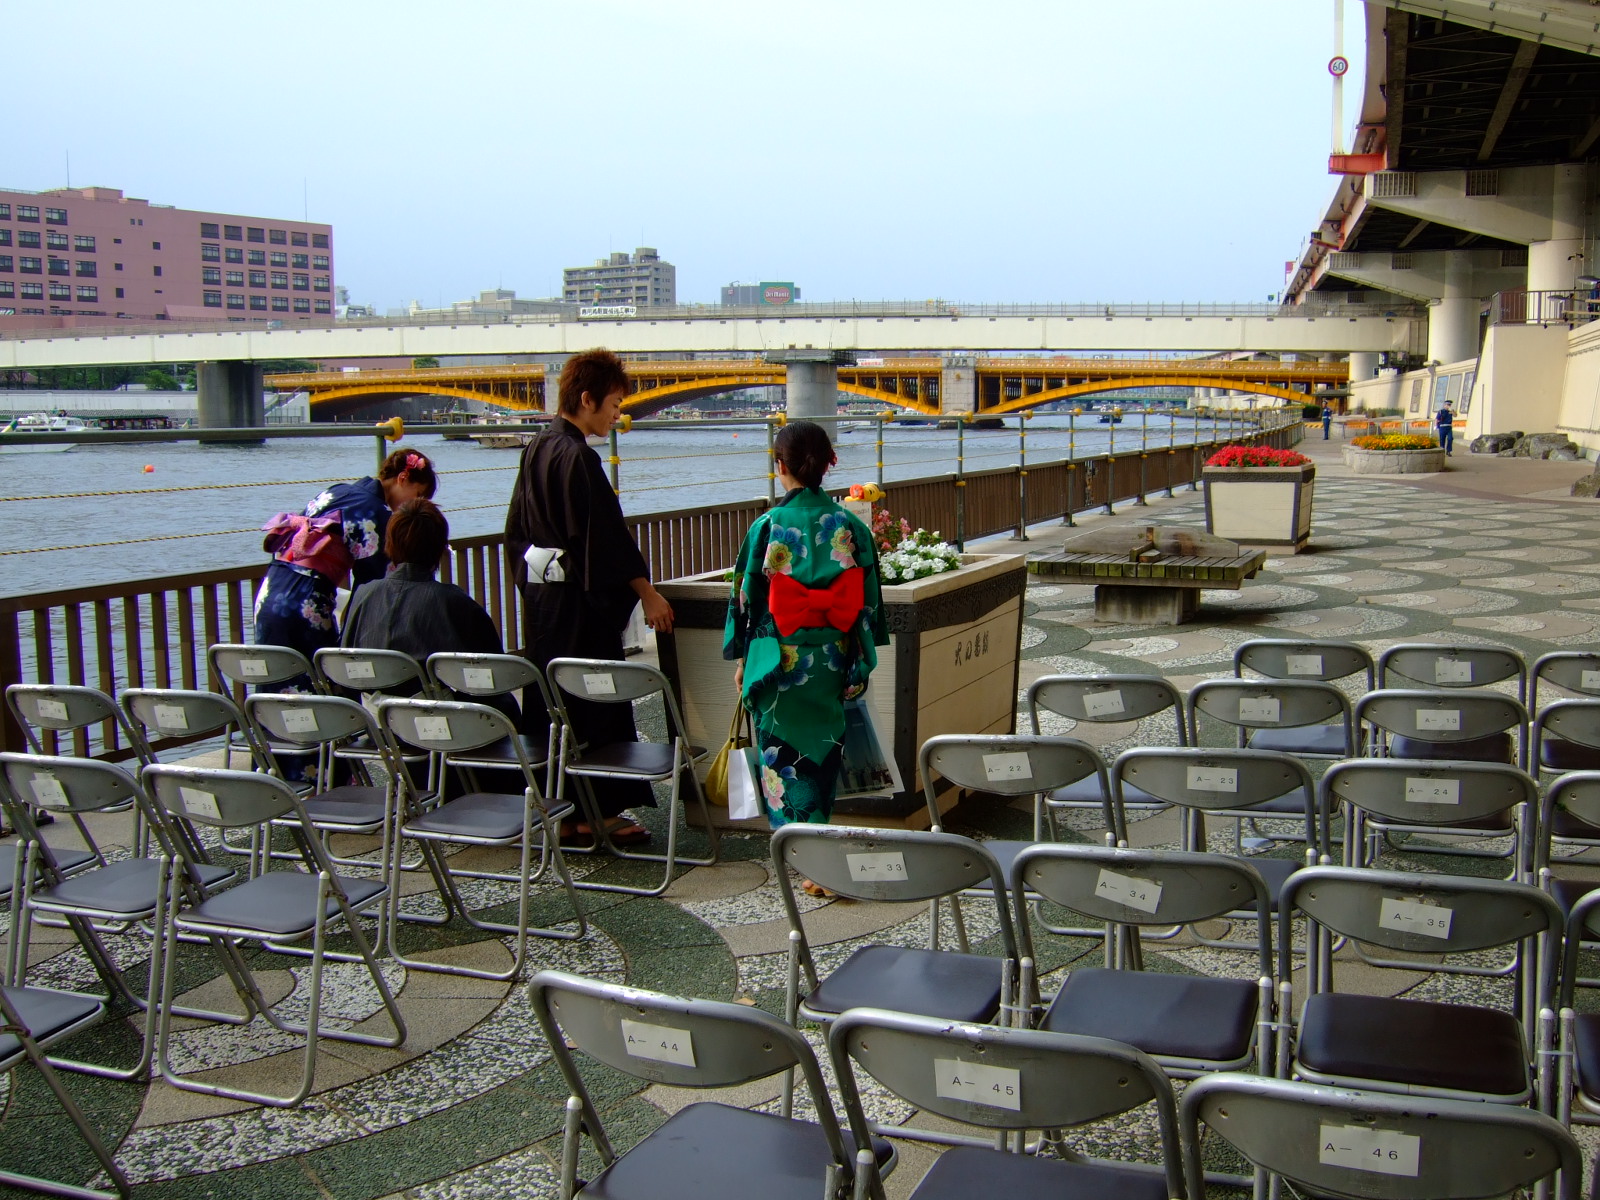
[{"x1": 505, "y1": 349, "x2": 675, "y2": 844}]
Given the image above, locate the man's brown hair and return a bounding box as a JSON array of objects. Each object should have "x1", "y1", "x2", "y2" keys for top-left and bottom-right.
[
  {"x1": 385, "y1": 498, "x2": 449, "y2": 568},
  {"x1": 558, "y1": 348, "x2": 630, "y2": 416}
]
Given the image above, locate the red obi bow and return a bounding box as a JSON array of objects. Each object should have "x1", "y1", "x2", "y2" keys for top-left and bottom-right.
[{"x1": 769, "y1": 567, "x2": 864, "y2": 637}]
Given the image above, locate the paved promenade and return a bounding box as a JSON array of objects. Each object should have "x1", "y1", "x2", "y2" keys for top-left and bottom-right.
[{"x1": 9, "y1": 429, "x2": 1600, "y2": 1199}]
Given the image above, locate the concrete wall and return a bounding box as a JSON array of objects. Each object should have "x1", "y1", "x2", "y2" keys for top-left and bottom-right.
[
  {"x1": 1557, "y1": 321, "x2": 1600, "y2": 456},
  {"x1": 1471, "y1": 323, "x2": 1568, "y2": 441}
]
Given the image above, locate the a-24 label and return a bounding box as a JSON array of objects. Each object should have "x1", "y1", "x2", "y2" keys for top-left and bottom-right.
[
  {"x1": 620, "y1": 1019, "x2": 695, "y2": 1067},
  {"x1": 1405, "y1": 777, "x2": 1460, "y2": 805},
  {"x1": 934, "y1": 1058, "x2": 1021, "y2": 1111}
]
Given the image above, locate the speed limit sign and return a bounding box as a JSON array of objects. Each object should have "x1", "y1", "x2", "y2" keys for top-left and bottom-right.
[{"x1": 1329, "y1": 56, "x2": 1350, "y2": 76}]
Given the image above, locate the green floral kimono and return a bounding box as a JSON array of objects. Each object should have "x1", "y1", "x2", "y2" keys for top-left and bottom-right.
[{"x1": 724, "y1": 487, "x2": 888, "y2": 827}]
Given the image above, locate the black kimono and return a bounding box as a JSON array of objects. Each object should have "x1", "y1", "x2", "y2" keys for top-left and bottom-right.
[{"x1": 505, "y1": 416, "x2": 654, "y2": 817}]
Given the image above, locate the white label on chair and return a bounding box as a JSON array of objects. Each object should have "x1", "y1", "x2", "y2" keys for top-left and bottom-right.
[
  {"x1": 237, "y1": 658, "x2": 269, "y2": 679},
  {"x1": 29, "y1": 774, "x2": 68, "y2": 809},
  {"x1": 1095, "y1": 868, "x2": 1163, "y2": 914},
  {"x1": 1435, "y1": 659, "x2": 1473, "y2": 684},
  {"x1": 620, "y1": 1019, "x2": 695, "y2": 1067},
  {"x1": 1319, "y1": 1124, "x2": 1420, "y2": 1177},
  {"x1": 582, "y1": 673, "x2": 617, "y2": 696},
  {"x1": 35, "y1": 699, "x2": 68, "y2": 721},
  {"x1": 1405, "y1": 777, "x2": 1460, "y2": 805},
  {"x1": 1286, "y1": 654, "x2": 1324, "y2": 676},
  {"x1": 847, "y1": 851, "x2": 907, "y2": 882},
  {"x1": 1416, "y1": 709, "x2": 1461, "y2": 732},
  {"x1": 178, "y1": 787, "x2": 221, "y2": 822},
  {"x1": 344, "y1": 660, "x2": 377, "y2": 681},
  {"x1": 1083, "y1": 689, "x2": 1124, "y2": 717},
  {"x1": 153, "y1": 704, "x2": 189, "y2": 731},
  {"x1": 935, "y1": 1058, "x2": 1021, "y2": 1111},
  {"x1": 982, "y1": 752, "x2": 1032, "y2": 783},
  {"x1": 1583, "y1": 670, "x2": 1600, "y2": 692},
  {"x1": 462, "y1": 668, "x2": 495, "y2": 690},
  {"x1": 281, "y1": 708, "x2": 319, "y2": 734},
  {"x1": 1186, "y1": 766, "x2": 1238, "y2": 793},
  {"x1": 1239, "y1": 696, "x2": 1281, "y2": 723},
  {"x1": 1379, "y1": 897, "x2": 1453, "y2": 940},
  {"x1": 414, "y1": 716, "x2": 452, "y2": 742}
]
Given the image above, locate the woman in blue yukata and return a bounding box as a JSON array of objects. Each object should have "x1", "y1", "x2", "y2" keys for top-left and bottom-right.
[{"x1": 254, "y1": 446, "x2": 438, "y2": 687}]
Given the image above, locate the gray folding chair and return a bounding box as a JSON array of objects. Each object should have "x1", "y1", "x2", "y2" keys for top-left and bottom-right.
[
  {"x1": 547, "y1": 657, "x2": 719, "y2": 896},
  {"x1": 313, "y1": 646, "x2": 434, "y2": 777},
  {"x1": 1025, "y1": 674, "x2": 1186, "y2": 818},
  {"x1": 1532, "y1": 652, "x2": 1600, "y2": 773},
  {"x1": 1233, "y1": 637, "x2": 1375, "y2": 689},
  {"x1": 0, "y1": 984, "x2": 133, "y2": 1198},
  {"x1": 1190, "y1": 676, "x2": 1357, "y2": 760},
  {"x1": 1553, "y1": 886, "x2": 1600, "y2": 1124},
  {"x1": 1357, "y1": 687, "x2": 1529, "y2": 767},
  {"x1": 377, "y1": 698, "x2": 586, "y2": 981},
  {"x1": 1379, "y1": 640, "x2": 1528, "y2": 702},
  {"x1": 145, "y1": 763, "x2": 406, "y2": 1108},
  {"x1": 1277, "y1": 865, "x2": 1558, "y2": 1105},
  {"x1": 1533, "y1": 697, "x2": 1600, "y2": 782},
  {"x1": 425, "y1": 652, "x2": 555, "y2": 795},
  {"x1": 528, "y1": 969, "x2": 889, "y2": 1200},
  {"x1": 1183, "y1": 1072, "x2": 1580, "y2": 1200},
  {"x1": 829, "y1": 1007, "x2": 1186, "y2": 1198},
  {"x1": 1323, "y1": 757, "x2": 1538, "y2": 877},
  {"x1": 1534, "y1": 770, "x2": 1600, "y2": 921},
  {"x1": 0, "y1": 753, "x2": 239, "y2": 1082},
  {"x1": 1013, "y1": 843, "x2": 1273, "y2": 1081},
  {"x1": 5, "y1": 683, "x2": 144, "y2": 851},
  {"x1": 206, "y1": 642, "x2": 322, "y2": 786}
]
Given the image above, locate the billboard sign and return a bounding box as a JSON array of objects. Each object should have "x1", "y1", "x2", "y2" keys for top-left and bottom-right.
[
  {"x1": 760, "y1": 282, "x2": 795, "y2": 306},
  {"x1": 578, "y1": 305, "x2": 638, "y2": 319}
]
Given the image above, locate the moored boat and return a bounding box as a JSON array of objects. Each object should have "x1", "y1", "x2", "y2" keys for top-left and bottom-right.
[{"x1": 0, "y1": 412, "x2": 86, "y2": 452}]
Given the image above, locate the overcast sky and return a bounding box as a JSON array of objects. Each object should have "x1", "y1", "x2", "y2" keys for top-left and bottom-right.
[{"x1": 8, "y1": 1, "x2": 1362, "y2": 310}]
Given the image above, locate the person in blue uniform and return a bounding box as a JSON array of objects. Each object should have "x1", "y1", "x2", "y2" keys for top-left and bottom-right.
[
  {"x1": 1321, "y1": 403, "x2": 1333, "y2": 439},
  {"x1": 1435, "y1": 399, "x2": 1455, "y2": 456}
]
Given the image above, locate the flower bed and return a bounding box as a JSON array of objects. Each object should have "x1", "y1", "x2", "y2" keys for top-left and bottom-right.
[
  {"x1": 1343, "y1": 440, "x2": 1447, "y2": 474},
  {"x1": 1350, "y1": 434, "x2": 1438, "y2": 451},
  {"x1": 870, "y1": 508, "x2": 961, "y2": 582},
  {"x1": 1204, "y1": 445, "x2": 1312, "y2": 469},
  {"x1": 1202, "y1": 444, "x2": 1315, "y2": 550}
]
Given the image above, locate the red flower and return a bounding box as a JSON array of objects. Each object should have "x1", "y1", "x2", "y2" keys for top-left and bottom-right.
[{"x1": 1204, "y1": 444, "x2": 1312, "y2": 468}]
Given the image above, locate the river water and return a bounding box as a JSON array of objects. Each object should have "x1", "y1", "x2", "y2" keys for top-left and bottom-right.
[{"x1": 0, "y1": 412, "x2": 1236, "y2": 598}]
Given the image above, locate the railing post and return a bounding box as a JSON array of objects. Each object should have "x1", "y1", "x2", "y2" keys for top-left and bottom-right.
[
  {"x1": 1015, "y1": 414, "x2": 1028, "y2": 541},
  {"x1": 0, "y1": 610, "x2": 20, "y2": 754},
  {"x1": 875, "y1": 414, "x2": 885, "y2": 489},
  {"x1": 608, "y1": 426, "x2": 621, "y2": 495},
  {"x1": 374, "y1": 431, "x2": 387, "y2": 474},
  {"x1": 767, "y1": 417, "x2": 778, "y2": 502},
  {"x1": 1135, "y1": 410, "x2": 1148, "y2": 506},
  {"x1": 955, "y1": 415, "x2": 966, "y2": 551},
  {"x1": 1166, "y1": 406, "x2": 1176, "y2": 497},
  {"x1": 1064, "y1": 410, "x2": 1076, "y2": 525}
]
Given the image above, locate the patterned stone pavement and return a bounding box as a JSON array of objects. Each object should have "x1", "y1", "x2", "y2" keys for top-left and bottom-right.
[{"x1": 8, "y1": 436, "x2": 1600, "y2": 1199}]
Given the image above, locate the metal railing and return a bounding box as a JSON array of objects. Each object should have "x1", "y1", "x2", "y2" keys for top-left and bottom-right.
[
  {"x1": 0, "y1": 409, "x2": 1302, "y2": 760},
  {"x1": 1490, "y1": 289, "x2": 1600, "y2": 327}
]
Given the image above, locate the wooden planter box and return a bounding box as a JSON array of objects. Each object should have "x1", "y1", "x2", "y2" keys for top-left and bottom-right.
[
  {"x1": 656, "y1": 553, "x2": 1028, "y2": 830},
  {"x1": 1202, "y1": 464, "x2": 1315, "y2": 551}
]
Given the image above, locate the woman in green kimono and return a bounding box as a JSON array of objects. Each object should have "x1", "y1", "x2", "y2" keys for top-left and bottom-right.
[{"x1": 724, "y1": 421, "x2": 888, "y2": 860}]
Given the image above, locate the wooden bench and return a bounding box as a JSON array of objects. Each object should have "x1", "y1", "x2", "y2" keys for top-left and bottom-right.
[{"x1": 1028, "y1": 525, "x2": 1267, "y2": 625}]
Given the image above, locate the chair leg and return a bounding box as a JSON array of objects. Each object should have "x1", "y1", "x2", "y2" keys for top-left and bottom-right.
[{"x1": 8, "y1": 1028, "x2": 132, "y2": 1199}]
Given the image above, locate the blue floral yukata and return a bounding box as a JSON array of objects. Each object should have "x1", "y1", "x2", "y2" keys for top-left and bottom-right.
[{"x1": 724, "y1": 487, "x2": 887, "y2": 828}]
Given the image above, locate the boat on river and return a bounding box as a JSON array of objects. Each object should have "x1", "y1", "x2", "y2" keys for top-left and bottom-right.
[{"x1": 0, "y1": 412, "x2": 86, "y2": 452}]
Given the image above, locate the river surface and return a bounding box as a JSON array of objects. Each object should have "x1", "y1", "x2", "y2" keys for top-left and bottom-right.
[{"x1": 0, "y1": 412, "x2": 1238, "y2": 597}]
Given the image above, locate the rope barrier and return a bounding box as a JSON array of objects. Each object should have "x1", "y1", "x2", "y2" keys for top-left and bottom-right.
[{"x1": 0, "y1": 463, "x2": 520, "y2": 504}]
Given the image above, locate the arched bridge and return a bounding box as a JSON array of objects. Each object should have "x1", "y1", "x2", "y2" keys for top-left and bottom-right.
[{"x1": 267, "y1": 356, "x2": 1345, "y2": 418}]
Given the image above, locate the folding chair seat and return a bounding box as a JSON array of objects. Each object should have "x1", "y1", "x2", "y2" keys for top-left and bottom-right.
[
  {"x1": 1233, "y1": 637, "x2": 1375, "y2": 689},
  {"x1": 829, "y1": 1007, "x2": 1186, "y2": 1197},
  {"x1": 1357, "y1": 687, "x2": 1529, "y2": 767},
  {"x1": 529, "y1": 969, "x2": 890, "y2": 1200},
  {"x1": 547, "y1": 657, "x2": 719, "y2": 897},
  {"x1": 377, "y1": 698, "x2": 586, "y2": 980},
  {"x1": 1024, "y1": 674, "x2": 1186, "y2": 815},
  {"x1": 1531, "y1": 652, "x2": 1600, "y2": 771},
  {"x1": 1183, "y1": 1072, "x2": 1580, "y2": 1200},
  {"x1": 1322, "y1": 757, "x2": 1537, "y2": 877},
  {"x1": 145, "y1": 763, "x2": 405, "y2": 1108},
  {"x1": 1278, "y1": 865, "x2": 1557, "y2": 1104}
]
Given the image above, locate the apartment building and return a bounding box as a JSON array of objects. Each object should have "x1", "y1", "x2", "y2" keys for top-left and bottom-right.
[{"x1": 562, "y1": 248, "x2": 675, "y2": 307}]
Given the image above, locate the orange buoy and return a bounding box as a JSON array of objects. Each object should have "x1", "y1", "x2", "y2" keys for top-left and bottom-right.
[
  {"x1": 142, "y1": 464, "x2": 155, "y2": 473},
  {"x1": 732, "y1": 433, "x2": 739, "y2": 438}
]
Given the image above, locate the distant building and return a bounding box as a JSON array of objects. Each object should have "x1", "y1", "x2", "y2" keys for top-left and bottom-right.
[
  {"x1": 721, "y1": 281, "x2": 801, "y2": 306},
  {"x1": 0, "y1": 185, "x2": 334, "y2": 332},
  {"x1": 396, "y1": 289, "x2": 568, "y2": 321},
  {"x1": 563, "y1": 248, "x2": 675, "y2": 307}
]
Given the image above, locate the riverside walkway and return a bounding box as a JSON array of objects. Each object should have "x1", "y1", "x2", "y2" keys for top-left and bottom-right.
[{"x1": 9, "y1": 429, "x2": 1600, "y2": 1199}]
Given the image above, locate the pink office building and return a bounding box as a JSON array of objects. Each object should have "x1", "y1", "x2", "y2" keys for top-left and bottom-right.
[{"x1": 0, "y1": 186, "x2": 334, "y2": 332}]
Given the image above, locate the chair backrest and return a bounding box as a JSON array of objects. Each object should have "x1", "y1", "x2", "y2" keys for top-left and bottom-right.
[
  {"x1": 207, "y1": 642, "x2": 315, "y2": 690},
  {"x1": 377, "y1": 697, "x2": 528, "y2": 763},
  {"x1": 1234, "y1": 638, "x2": 1374, "y2": 687},
  {"x1": 5, "y1": 683, "x2": 135, "y2": 757},
  {"x1": 426, "y1": 652, "x2": 546, "y2": 703},
  {"x1": 1539, "y1": 771, "x2": 1600, "y2": 864},
  {"x1": 1378, "y1": 642, "x2": 1526, "y2": 698},
  {"x1": 1531, "y1": 651, "x2": 1600, "y2": 713},
  {"x1": 0, "y1": 751, "x2": 142, "y2": 817},
  {"x1": 829, "y1": 1009, "x2": 1185, "y2": 1198},
  {"x1": 1188, "y1": 678, "x2": 1352, "y2": 742},
  {"x1": 547, "y1": 657, "x2": 666, "y2": 706},
  {"x1": 1182, "y1": 1072, "x2": 1579, "y2": 1200},
  {"x1": 1533, "y1": 698, "x2": 1600, "y2": 755},
  {"x1": 1026, "y1": 674, "x2": 1188, "y2": 744},
  {"x1": 1319, "y1": 758, "x2": 1537, "y2": 844},
  {"x1": 313, "y1": 647, "x2": 427, "y2": 694},
  {"x1": 1111, "y1": 748, "x2": 1316, "y2": 843},
  {"x1": 773, "y1": 823, "x2": 1006, "y2": 905},
  {"x1": 244, "y1": 692, "x2": 380, "y2": 752},
  {"x1": 1355, "y1": 689, "x2": 1529, "y2": 753},
  {"x1": 918, "y1": 734, "x2": 1108, "y2": 825},
  {"x1": 121, "y1": 687, "x2": 253, "y2": 749},
  {"x1": 143, "y1": 763, "x2": 301, "y2": 830}
]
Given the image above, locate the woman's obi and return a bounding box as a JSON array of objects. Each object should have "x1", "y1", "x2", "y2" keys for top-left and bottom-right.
[
  {"x1": 768, "y1": 567, "x2": 864, "y2": 636},
  {"x1": 262, "y1": 511, "x2": 353, "y2": 585}
]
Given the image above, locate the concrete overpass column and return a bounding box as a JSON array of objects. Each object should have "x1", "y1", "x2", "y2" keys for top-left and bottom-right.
[
  {"x1": 1349, "y1": 352, "x2": 1379, "y2": 381},
  {"x1": 195, "y1": 361, "x2": 264, "y2": 432},
  {"x1": 1427, "y1": 253, "x2": 1482, "y2": 365},
  {"x1": 768, "y1": 349, "x2": 854, "y2": 432},
  {"x1": 940, "y1": 355, "x2": 976, "y2": 415},
  {"x1": 1528, "y1": 163, "x2": 1589, "y2": 295}
]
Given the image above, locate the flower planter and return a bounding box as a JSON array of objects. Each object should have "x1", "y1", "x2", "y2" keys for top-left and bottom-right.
[
  {"x1": 1202, "y1": 463, "x2": 1315, "y2": 551},
  {"x1": 655, "y1": 552, "x2": 1028, "y2": 830},
  {"x1": 1342, "y1": 446, "x2": 1447, "y2": 474}
]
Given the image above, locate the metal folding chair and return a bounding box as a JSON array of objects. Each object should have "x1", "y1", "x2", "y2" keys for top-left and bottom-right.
[
  {"x1": 145, "y1": 763, "x2": 405, "y2": 1108},
  {"x1": 547, "y1": 657, "x2": 719, "y2": 896},
  {"x1": 425, "y1": 652, "x2": 556, "y2": 796},
  {"x1": 1183, "y1": 1072, "x2": 1579, "y2": 1200},
  {"x1": 829, "y1": 1007, "x2": 1186, "y2": 1197},
  {"x1": 1233, "y1": 636, "x2": 1375, "y2": 688},
  {"x1": 528, "y1": 969, "x2": 889, "y2": 1200},
  {"x1": 206, "y1": 642, "x2": 322, "y2": 790},
  {"x1": 5, "y1": 683, "x2": 144, "y2": 850},
  {"x1": 313, "y1": 646, "x2": 434, "y2": 778},
  {"x1": 1024, "y1": 674, "x2": 1186, "y2": 818},
  {"x1": 1531, "y1": 652, "x2": 1600, "y2": 773},
  {"x1": 1357, "y1": 687, "x2": 1530, "y2": 767},
  {"x1": 1533, "y1": 696, "x2": 1600, "y2": 783},
  {"x1": 1190, "y1": 676, "x2": 1356, "y2": 760},
  {"x1": 1378, "y1": 640, "x2": 1528, "y2": 701},
  {"x1": 1278, "y1": 865, "x2": 1558, "y2": 1105},
  {"x1": 1534, "y1": 770, "x2": 1600, "y2": 920},
  {"x1": 377, "y1": 697, "x2": 586, "y2": 981},
  {"x1": 1013, "y1": 843, "x2": 1272, "y2": 1083}
]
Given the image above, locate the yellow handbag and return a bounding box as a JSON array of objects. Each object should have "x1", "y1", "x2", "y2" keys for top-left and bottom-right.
[{"x1": 703, "y1": 704, "x2": 751, "y2": 806}]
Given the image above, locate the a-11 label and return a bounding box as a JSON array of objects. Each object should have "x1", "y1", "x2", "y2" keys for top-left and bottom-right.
[
  {"x1": 1319, "y1": 1123, "x2": 1420, "y2": 1177},
  {"x1": 934, "y1": 1057, "x2": 1021, "y2": 1111},
  {"x1": 1083, "y1": 690, "x2": 1124, "y2": 717},
  {"x1": 620, "y1": 1019, "x2": 695, "y2": 1067},
  {"x1": 1285, "y1": 654, "x2": 1323, "y2": 676}
]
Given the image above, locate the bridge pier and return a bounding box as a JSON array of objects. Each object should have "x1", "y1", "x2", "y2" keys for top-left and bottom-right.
[
  {"x1": 768, "y1": 349, "x2": 855, "y2": 432},
  {"x1": 940, "y1": 356, "x2": 976, "y2": 415},
  {"x1": 195, "y1": 360, "x2": 264, "y2": 436}
]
